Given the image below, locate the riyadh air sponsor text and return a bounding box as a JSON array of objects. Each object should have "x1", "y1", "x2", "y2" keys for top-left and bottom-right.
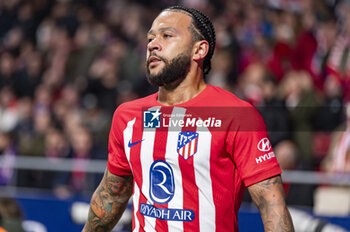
[{"x1": 140, "y1": 203, "x2": 194, "y2": 221}]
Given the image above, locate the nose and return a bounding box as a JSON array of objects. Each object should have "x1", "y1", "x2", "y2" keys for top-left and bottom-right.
[{"x1": 147, "y1": 37, "x2": 161, "y2": 52}]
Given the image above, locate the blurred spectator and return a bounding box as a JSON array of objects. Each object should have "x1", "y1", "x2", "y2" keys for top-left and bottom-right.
[
  {"x1": 0, "y1": 197, "x2": 25, "y2": 232},
  {"x1": 274, "y1": 140, "x2": 315, "y2": 206},
  {"x1": 54, "y1": 126, "x2": 103, "y2": 198},
  {"x1": 0, "y1": 0, "x2": 19, "y2": 39},
  {"x1": 15, "y1": 3, "x2": 36, "y2": 41},
  {"x1": 312, "y1": 73, "x2": 345, "y2": 163},
  {"x1": 321, "y1": 102, "x2": 350, "y2": 173},
  {"x1": 56, "y1": 84, "x2": 80, "y2": 112},
  {"x1": 274, "y1": 140, "x2": 298, "y2": 171},
  {"x1": 237, "y1": 62, "x2": 266, "y2": 103},
  {"x1": 18, "y1": 108, "x2": 52, "y2": 157},
  {"x1": 312, "y1": 18, "x2": 338, "y2": 87},
  {"x1": 0, "y1": 132, "x2": 16, "y2": 186},
  {"x1": 207, "y1": 49, "x2": 234, "y2": 90},
  {"x1": 0, "y1": 52, "x2": 20, "y2": 91},
  {"x1": 14, "y1": 97, "x2": 33, "y2": 137},
  {"x1": 0, "y1": 86, "x2": 19, "y2": 133},
  {"x1": 65, "y1": 24, "x2": 102, "y2": 88},
  {"x1": 86, "y1": 54, "x2": 120, "y2": 114},
  {"x1": 326, "y1": 0, "x2": 350, "y2": 102},
  {"x1": 316, "y1": 74, "x2": 345, "y2": 132},
  {"x1": 291, "y1": 7, "x2": 318, "y2": 81},
  {"x1": 82, "y1": 94, "x2": 111, "y2": 150},
  {"x1": 32, "y1": 84, "x2": 52, "y2": 112},
  {"x1": 274, "y1": 140, "x2": 298, "y2": 202},
  {"x1": 267, "y1": 9, "x2": 296, "y2": 80},
  {"x1": 279, "y1": 70, "x2": 320, "y2": 168},
  {"x1": 316, "y1": 102, "x2": 350, "y2": 217},
  {"x1": 36, "y1": 128, "x2": 70, "y2": 189},
  {"x1": 16, "y1": 107, "x2": 53, "y2": 188},
  {"x1": 15, "y1": 50, "x2": 43, "y2": 98}
]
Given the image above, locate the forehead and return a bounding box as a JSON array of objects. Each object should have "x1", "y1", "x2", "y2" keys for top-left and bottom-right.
[{"x1": 149, "y1": 10, "x2": 192, "y2": 33}]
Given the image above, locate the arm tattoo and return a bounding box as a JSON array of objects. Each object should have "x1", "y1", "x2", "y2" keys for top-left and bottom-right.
[
  {"x1": 248, "y1": 175, "x2": 294, "y2": 232},
  {"x1": 82, "y1": 169, "x2": 133, "y2": 232}
]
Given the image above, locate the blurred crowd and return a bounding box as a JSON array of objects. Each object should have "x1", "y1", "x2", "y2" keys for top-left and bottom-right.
[{"x1": 0, "y1": 0, "x2": 349, "y2": 204}]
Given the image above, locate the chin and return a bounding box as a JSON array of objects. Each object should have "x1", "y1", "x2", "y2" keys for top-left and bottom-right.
[{"x1": 149, "y1": 66, "x2": 163, "y2": 76}]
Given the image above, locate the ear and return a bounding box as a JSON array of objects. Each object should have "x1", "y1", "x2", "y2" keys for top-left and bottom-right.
[{"x1": 192, "y1": 40, "x2": 209, "y2": 61}]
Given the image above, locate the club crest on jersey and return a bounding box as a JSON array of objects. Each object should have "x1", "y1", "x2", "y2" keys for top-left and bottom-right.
[
  {"x1": 143, "y1": 109, "x2": 161, "y2": 128},
  {"x1": 177, "y1": 131, "x2": 199, "y2": 160}
]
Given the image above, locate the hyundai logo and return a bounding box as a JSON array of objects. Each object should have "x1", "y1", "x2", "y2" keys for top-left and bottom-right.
[{"x1": 257, "y1": 138, "x2": 271, "y2": 152}]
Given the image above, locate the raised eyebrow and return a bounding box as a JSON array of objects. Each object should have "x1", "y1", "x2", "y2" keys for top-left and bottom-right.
[
  {"x1": 159, "y1": 27, "x2": 178, "y2": 33},
  {"x1": 147, "y1": 29, "x2": 155, "y2": 36},
  {"x1": 147, "y1": 27, "x2": 178, "y2": 36}
]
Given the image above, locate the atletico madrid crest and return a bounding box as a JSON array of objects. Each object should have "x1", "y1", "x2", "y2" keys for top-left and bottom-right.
[{"x1": 177, "y1": 131, "x2": 199, "y2": 160}]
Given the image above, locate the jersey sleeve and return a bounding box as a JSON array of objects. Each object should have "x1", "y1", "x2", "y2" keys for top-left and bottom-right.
[
  {"x1": 107, "y1": 106, "x2": 133, "y2": 176},
  {"x1": 227, "y1": 106, "x2": 281, "y2": 187}
]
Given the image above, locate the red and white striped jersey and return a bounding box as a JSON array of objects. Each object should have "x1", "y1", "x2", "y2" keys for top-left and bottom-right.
[{"x1": 107, "y1": 85, "x2": 281, "y2": 231}]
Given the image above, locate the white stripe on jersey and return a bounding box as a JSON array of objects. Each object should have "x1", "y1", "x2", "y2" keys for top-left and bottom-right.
[
  {"x1": 179, "y1": 146, "x2": 184, "y2": 158},
  {"x1": 184, "y1": 141, "x2": 190, "y2": 159},
  {"x1": 133, "y1": 185, "x2": 141, "y2": 232},
  {"x1": 164, "y1": 107, "x2": 186, "y2": 231},
  {"x1": 190, "y1": 138, "x2": 196, "y2": 159},
  {"x1": 123, "y1": 118, "x2": 140, "y2": 231},
  {"x1": 194, "y1": 122, "x2": 215, "y2": 231},
  {"x1": 139, "y1": 106, "x2": 160, "y2": 231},
  {"x1": 124, "y1": 118, "x2": 136, "y2": 162}
]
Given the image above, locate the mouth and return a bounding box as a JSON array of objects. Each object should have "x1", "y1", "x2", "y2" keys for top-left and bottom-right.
[{"x1": 148, "y1": 56, "x2": 162, "y2": 67}]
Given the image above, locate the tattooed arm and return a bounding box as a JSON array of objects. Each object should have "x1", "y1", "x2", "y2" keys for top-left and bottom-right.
[
  {"x1": 248, "y1": 175, "x2": 294, "y2": 232},
  {"x1": 82, "y1": 169, "x2": 133, "y2": 232}
]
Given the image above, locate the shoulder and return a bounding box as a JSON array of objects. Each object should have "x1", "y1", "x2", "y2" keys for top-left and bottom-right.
[
  {"x1": 110, "y1": 93, "x2": 157, "y2": 129},
  {"x1": 206, "y1": 85, "x2": 253, "y2": 107},
  {"x1": 206, "y1": 86, "x2": 266, "y2": 130}
]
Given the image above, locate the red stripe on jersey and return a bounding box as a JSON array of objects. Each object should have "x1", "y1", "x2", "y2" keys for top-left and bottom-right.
[
  {"x1": 179, "y1": 151, "x2": 199, "y2": 231},
  {"x1": 187, "y1": 139, "x2": 192, "y2": 159},
  {"x1": 136, "y1": 195, "x2": 147, "y2": 231},
  {"x1": 194, "y1": 137, "x2": 198, "y2": 154}
]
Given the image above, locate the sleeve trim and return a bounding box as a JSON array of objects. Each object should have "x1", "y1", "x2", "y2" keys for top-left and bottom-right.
[
  {"x1": 107, "y1": 162, "x2": 133, "y2": 176},
  {"x1": 243, "y1": 165, "x2": 282, "y2": 187}
]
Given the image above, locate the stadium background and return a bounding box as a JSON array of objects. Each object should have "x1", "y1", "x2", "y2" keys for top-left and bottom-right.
[{"x1": 0, "y1": 0, "x2": 349, "y2": 231}]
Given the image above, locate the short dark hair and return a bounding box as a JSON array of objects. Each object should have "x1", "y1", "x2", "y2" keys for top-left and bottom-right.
[{"x1": 164, "y1": 6, "x2": 216, "y2": 76}]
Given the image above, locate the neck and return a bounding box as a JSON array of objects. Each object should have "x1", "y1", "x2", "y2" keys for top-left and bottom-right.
[{"x1": 157, "y1": 70, "x2": 206, "y2": 106}]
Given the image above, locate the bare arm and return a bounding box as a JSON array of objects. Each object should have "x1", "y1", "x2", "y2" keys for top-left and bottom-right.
[
  {"x1": 248, "y1": 175, "x2": 294, "y2": 232},
  {"x1": 82, "y1": 169, "x2": 133, "y2": 232}
]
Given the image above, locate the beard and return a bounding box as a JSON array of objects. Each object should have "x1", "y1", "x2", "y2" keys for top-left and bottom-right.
[{"x1": 146, "y1": 51, "x2": 191, "y2": 86}]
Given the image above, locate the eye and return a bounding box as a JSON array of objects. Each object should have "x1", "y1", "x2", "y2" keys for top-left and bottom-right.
[
  {"x1": 164, "y1": 34, "x2": 172, "y2": 38},
  {"x1": 147, "y1": 37, "x2": 154, "y2": 43}
]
